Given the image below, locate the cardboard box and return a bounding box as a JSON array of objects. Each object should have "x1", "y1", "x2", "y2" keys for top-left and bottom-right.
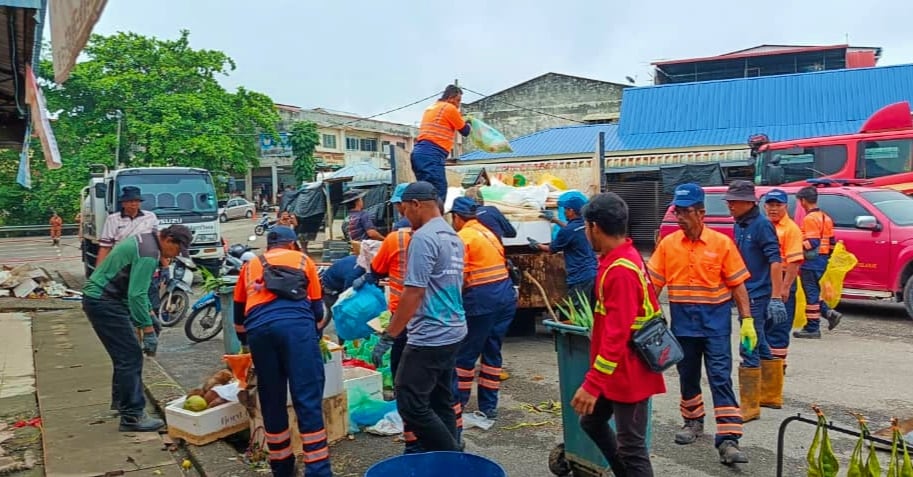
[
  {"x1": 343, "y1": 366, "x2": 383, "y2": 402},
  {"x1": 287, "y1": 341, "x2": 343, "y2": 405},
  {"x1": 165, "y1": 397, "x2": 248, "y2": 446},
  {"x1": 288, "y1": 392, "x2": 349, "y2": 454}
]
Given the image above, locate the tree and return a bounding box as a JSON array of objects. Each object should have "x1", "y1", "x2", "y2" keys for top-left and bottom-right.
[
  {"x1": 0, "y1": 30, "x2": 280, "y2": 225},
  {"x1": 289, "y1": 121, "x2": 319, "y2": 184}
]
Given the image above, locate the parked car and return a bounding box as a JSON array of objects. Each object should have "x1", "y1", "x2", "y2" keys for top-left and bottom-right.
[
  {"x1": 219, "y1": 198, "x2": 255, "y2": 222},
  {"x1": 657, "y1": 182, "x2": 913, "y2": 319}
]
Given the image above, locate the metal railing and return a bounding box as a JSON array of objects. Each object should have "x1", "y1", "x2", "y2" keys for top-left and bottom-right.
[{"x1": 0, "y1": 224, "x2": 80, "y2": 238}]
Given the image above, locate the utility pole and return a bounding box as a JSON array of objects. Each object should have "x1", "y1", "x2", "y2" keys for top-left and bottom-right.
[{"x1": 114, "y1": 110, "x2": 123, "y2": 169}]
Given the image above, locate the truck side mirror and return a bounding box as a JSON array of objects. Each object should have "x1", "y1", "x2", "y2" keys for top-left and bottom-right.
[
  {"x1": 855, "y1": 215, "x2": 881, "y2": 231},
  {"x1": 767, "y1": 164, "x2": 785, "y2": 186},
  {"x1": 94, "y1": 183, "x2": 107, "y2": 199}
]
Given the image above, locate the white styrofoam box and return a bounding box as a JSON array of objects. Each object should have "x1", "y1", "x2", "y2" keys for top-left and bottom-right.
[
  {"x1": 502, "y1": 220, "x2": 552, "y2": 246},
  {"x1": 343, "y1": 366, "x2": 383, "y2": 402},
  {"x1": 165, "y1": 396, "x2": 248, "y2": 446},
  {"x1": 287, "y1": 340, "x2": 344, "y2": 405}
]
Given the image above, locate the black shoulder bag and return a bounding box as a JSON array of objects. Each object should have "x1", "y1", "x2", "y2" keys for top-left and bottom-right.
[{"x1": 257, "y1": 254, "x2": 310, "y2": 301}]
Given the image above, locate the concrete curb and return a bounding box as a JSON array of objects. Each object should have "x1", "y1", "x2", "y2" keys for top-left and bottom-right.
[{"x1": 143, "y1": 358, "x2": 260, "y2": 477}]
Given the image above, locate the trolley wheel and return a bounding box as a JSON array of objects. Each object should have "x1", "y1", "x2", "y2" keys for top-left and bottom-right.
[{"x1": 548, "y1": 443, "x2": 572, "y2": 476}]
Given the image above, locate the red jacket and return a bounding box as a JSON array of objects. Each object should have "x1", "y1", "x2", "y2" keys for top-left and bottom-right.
[{"x1": 582, "y1": 240, "x2": 666, "y2": 404}]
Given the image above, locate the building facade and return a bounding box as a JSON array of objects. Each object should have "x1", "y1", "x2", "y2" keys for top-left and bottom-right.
[
  {"x1": 460, "y1": 73, "x2": 629, "y2": 153},
  {"x1": 246, "y1": 105, "x2": 417, "y2": 203}
]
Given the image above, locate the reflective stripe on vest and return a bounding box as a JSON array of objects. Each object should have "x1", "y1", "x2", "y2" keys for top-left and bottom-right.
[
  {"x1": 243, "y1": 249, "x2": 307, "y2": 314},
  {"x1": 388, "y1": 229, "x2": 411, "y2": 297},
  {"x1": 463, "y1": 222, "x2": 509, "y2": 288},
  {"x1": 804, "y1": 210, "x2": 835, "y2": 255},
  {"x1": 594, "y1": 258, "x2": 660, "y2": 331}
]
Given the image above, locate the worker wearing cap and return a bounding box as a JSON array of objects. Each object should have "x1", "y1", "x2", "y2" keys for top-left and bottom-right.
[
  {"x1": 449, "y1": 197, "x2": 517, "y2": 420},
  {"x1": 648, "y1": 183, "x2": 753, "y2": 466},
  {"x1": 411, "y1": 85, "x2": 472, "y2": 204},
  {"x1": 793, "y1": 186, "x2": 842, "y2": 339},
  {"x1": 723, "y1": 180, "x2": 785, "y2": 423},
  {"x1": 761, "y1": 188, "x2": 803, "y2": 408},
  {"x1": 342, "y1": 189, "x2": 384, "y2": 242},
  {"x1": 381, "y1": 181, "x2": 466, "y2": 452},
  {"x1": 463, "y1": 186, "x2": 517, "y2": 241},
  {"x1": 360, "y1": 183, "x2": 423, "y2": 452},
  {"x1": 528, "y1": 192, "x2": 598, "y2": 311},
  {"x1": 390, "y1": 183, "x2": 413, "y2": 231},
  {"x1": 82, "y1": 225, "x2": 192, "y2": 433},
  {"x1": 233, "y1": 227, "x2": 331, "y2": 477}
]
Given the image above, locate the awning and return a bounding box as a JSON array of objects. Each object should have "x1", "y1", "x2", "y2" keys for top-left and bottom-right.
[{"x1": 49, "y1": 0, "x2": 108, "y2": 83}]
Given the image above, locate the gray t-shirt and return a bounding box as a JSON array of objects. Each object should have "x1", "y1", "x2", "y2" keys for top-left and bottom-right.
[{"x1": 403, "y1": 216, "x2": 467, "y2": 346}]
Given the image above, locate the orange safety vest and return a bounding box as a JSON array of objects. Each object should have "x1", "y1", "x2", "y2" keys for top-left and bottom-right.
[
  {"x1": 239, "y1": 248, "x2": 321, "y2": 314},
  {"x1": 371, "y1": 228, "x2": 412, "y2": 313},
  {"x1": 801, "y1": 209, "x2": 835, "y2": 255},
  {"x1": 458, "y1": 220, "x2": 510, "y2": 289},
  {"x1": 416, "y1": 101, "x2": 464, "y2": 152}
]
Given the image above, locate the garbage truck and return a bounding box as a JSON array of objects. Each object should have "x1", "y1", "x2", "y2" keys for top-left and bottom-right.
[{"x1": 79, "y1": 165, "x2": 224, "y2": 277}]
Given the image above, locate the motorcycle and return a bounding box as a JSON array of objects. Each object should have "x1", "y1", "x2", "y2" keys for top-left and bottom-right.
[
  {"x1": 184, "y1": 237, "x2": 257, "y2": 343},
  {"x1": 156, "y1": 256, "x2": 195, "y2": 327},
  {"x1": 253, "y1": 214, "x2": 277, "y2": 236}
]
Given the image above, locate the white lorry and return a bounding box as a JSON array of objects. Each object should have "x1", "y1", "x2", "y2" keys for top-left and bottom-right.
[{"x1": 79, "y1": 165, "x2": 225, "y2": 277}]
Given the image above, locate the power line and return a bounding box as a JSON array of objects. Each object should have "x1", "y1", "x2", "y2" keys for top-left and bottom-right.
[
  {"x1": 324, "y1": 91, "x2": 443, "y2": 128},
  {"x1": 460, "y1": 85, "x2": 587, "y2": 124}
]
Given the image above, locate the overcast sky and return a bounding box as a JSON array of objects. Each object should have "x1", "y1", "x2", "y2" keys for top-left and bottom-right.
[{"x1": 89, "y1": 0, "x2": 913, "y2": 125}]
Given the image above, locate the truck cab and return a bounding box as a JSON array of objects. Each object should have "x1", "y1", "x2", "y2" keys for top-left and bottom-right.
[
  {"x1": 81, "y1": 166, "x2": 224, "y2": 277},
  {"x1": 658, "y1": 182, "x2": 913, "y2": 320}
]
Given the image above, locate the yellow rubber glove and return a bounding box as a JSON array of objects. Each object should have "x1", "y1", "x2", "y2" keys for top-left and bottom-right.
[{"x1": 740, "y1": 317, "x2": 757, "y2": 354}]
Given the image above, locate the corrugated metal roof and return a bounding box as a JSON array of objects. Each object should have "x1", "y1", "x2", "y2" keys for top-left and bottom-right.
[
  {"x1": 459, "y1": 124, "x2": 618, "y2": 161},
  {"x1": 619, "y1": 63, "x2": 913, "y2": 146}
]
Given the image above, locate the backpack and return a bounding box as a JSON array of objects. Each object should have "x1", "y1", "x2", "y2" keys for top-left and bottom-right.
[{"x1": 257, "y1": 254, "x2": 309, "y2": 301}]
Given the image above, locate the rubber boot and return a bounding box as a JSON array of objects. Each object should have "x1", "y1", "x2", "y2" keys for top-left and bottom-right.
[
  {"x1": 760, "y1": 359, "x2": 785, "y2": 409},
  {"x1": 738, "y1": 367, "x2": 761, "y2": 423}
]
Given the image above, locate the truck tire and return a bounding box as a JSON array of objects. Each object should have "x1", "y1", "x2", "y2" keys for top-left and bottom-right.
[
  {"x1": 903, "y1": 275, "x2": 913, "y2": 321},
  {"x1": 83, "y1": 240, "x2": 99, "y2": 278}
]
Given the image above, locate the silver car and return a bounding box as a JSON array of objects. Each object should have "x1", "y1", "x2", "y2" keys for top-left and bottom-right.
[{"x1": 219, "y1": 198, "x2": 255, "y2": 222}]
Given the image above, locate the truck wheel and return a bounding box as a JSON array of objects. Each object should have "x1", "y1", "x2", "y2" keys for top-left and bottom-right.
[
  {"x1": 903, "y1": 275, "x2": 913, "y2": 321},
  {"x1": 548, "y1": 443, "x2": 571, "y2": 476}
]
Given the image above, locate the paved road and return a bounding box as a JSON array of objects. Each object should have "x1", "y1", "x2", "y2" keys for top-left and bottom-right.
[{"x1": 13, "y1": 219, "x2": 913, "y2": 476}]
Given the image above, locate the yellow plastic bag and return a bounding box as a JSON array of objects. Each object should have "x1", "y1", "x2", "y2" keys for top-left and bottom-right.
[
  {"x1": 820, "y1": 241, "x2": 858, "y2": 309},
  {"x1": 539, "y1": 173, "x2": 568, "y2": 191},
  {"x1": 794, "y1": 276, "x2": 807, "y2": 330}
]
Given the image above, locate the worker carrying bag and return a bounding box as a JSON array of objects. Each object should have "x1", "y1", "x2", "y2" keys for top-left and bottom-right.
[{"x1": 257, "y1": 255, "x2": 309, "y2": 301}]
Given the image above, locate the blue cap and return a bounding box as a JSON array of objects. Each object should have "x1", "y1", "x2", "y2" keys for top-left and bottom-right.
[
  {"x1": 449, "y1": 197, "x2": 478, "y2": 217},
  {"x1": 267, "y1": 226, "x2": 298, "y2": 248},
  {"x1": 672, "y1": 183, "x2": 705, "y2": 207},
  {"x1": 765, "y1": 189, "x2": 788, "y2": 204},
  {"x1": 557, "y1": 191, "x2": 587, "y2": 212},
  {"x1": 390, "y1": 183, "x2": 409, "y2": 204}
]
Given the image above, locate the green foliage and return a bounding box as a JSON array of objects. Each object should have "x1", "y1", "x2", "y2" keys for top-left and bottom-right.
[
  {"x1": 289, "y1": 121, "x2": 319, "y2": 184},
  {"x1": 0, "y1": 30, "x2": 279, "y2": 225}
]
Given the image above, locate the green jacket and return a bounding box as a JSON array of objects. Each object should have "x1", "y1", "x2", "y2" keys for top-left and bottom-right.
[{"x1": 83, "y1": 233, "x2": 160, "y2": 328}]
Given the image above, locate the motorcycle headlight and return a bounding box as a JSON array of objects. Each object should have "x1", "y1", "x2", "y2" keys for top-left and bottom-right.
[{"x1": 193, "y1": 233, "x2": 218, "y2": 243}]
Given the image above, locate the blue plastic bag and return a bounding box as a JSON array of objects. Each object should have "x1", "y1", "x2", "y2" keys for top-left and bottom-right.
[
  {"x1": 468, "y1": 117, "x2": 512, "y2": 153},
  {"x1": 332, "y1": 285, "x2": 387, "y2": 341}
]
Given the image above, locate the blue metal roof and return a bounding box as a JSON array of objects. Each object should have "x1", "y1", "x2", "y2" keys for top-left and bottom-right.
[
  {"x1": 460, "y1": 64, "x2": 913, "y2": 161},
  {"x1": 618, "y1": 63, "x2": 913, "y2": 149},
  {"x1": 459, "y1": 124, "x2": 619, "y2": 161}
]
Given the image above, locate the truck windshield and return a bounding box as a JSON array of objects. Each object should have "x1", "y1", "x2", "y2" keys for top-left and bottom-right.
[
  {"x1": 756, "y1": 145, "x2": 848, "y2": 185},
  {"x1": 860, "y1": 190, "x2": 913, "y2": 226},
  {"x1": 117, "y1": 173, "x2": 218, "y2": 214}
]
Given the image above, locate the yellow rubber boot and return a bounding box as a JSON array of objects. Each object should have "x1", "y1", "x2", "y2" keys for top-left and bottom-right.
[
  {"x1": 739, "y1": 367, "x2": 762, "y2": 423},
  {"x1": 760, "y1": 359, "x2": 785, "y2": 409}
]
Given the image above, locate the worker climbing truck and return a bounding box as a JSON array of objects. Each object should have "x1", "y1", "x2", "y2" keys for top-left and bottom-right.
[{"x1": 79, "y1": 165, "x2": 224, "y2": 277}]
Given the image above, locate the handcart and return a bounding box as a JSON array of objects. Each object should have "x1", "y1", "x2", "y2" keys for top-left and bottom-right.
[
  {"x1": 775, "y1": 413, "x2": 893, "y2": 477},
  {"x1": 544, "y1": 320, "x2": 653, "y2": 477}
]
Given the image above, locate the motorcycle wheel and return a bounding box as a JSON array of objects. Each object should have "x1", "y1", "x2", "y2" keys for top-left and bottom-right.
[
  {"x1": 254, "y1": 225, "x2": 266, "y2": 236},
  {"x1": 157, "y1": 290, "x2": 189, "y2": 327},
  {"x1": 184, "y1": 304, "x2": 223, "y2": 343}
]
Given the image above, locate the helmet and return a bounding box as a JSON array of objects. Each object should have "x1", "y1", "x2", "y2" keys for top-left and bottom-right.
[{"x1": 228, "y1": 244, "x2": 248, "y2": 259}]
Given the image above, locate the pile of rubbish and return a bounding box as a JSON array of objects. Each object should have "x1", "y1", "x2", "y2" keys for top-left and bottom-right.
[
  {"x1": 0, "y1": 419, "x2": 39, "y2": 473},
  {"x1": 0, "y1": 264, "x2": 77, "y2": 299}
]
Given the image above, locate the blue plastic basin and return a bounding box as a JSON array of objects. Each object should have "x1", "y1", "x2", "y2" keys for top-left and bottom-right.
[{"x1": 365, "y1": 452, "x2": 505, "y2": 477}]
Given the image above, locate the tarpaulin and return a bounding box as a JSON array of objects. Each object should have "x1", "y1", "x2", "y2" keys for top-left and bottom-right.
[{"x1": 660, "y1": 163, "x2": 724, "y2": 194}]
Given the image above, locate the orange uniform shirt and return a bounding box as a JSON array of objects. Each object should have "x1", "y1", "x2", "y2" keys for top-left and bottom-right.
[
  {"x1": 417, "y1": 101, "x2": 466, "y2": 152},
  {"x1": 371, "y1": 228, "x2": 412, "y2": 314},
  {"x1": 235, "y1": 248, "x2": 322, "y2": 314},
  {"x1": 773, "y1": 217, "x2": 804, "y2": 265}
]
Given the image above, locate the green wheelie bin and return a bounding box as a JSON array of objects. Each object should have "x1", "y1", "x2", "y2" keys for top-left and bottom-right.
[{"x1": 544, "y1": 320, "x2": 653, "y2": 477}]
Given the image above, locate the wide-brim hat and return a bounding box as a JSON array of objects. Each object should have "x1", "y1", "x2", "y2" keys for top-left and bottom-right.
[
  {"x1": 119, "y1": 186, "x2": 143, "y2": 202},
  {"x1": 341, "y1": 189, "x2": 368, "y2": 204}
]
